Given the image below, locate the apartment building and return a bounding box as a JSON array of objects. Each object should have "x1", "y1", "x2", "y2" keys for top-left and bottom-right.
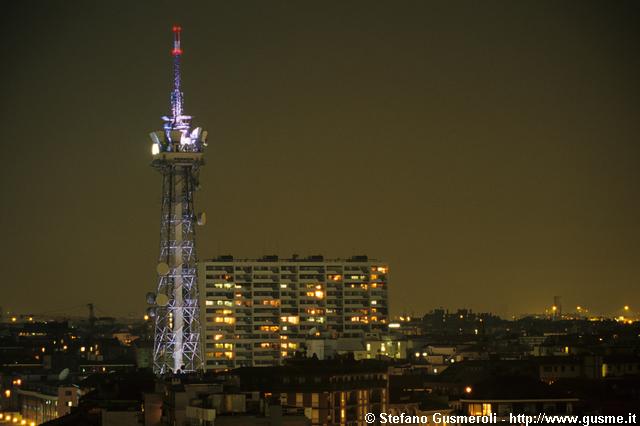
[{"x1": 199, "y1": 255, "x2": 389, "y2": 369}]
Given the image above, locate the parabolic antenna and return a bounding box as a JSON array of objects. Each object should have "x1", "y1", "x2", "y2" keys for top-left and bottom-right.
[
  {"x1": 149, "y1": 131, "x2": 160, "y2": 144},
  {"x1": 58, "y1": 368, "x2": 70, "y2": 381},
  {"x1": 146, "y1": 307, "x2": 157, "y2": 318},
  {"x1": 197, "y1": 212, "x2": 206, "y2": 226},
  {"x1": 156, "y1": 262, "x2": 170, "y2": 276},
  {"x1": 156, "y1": 293, "x2": 169, "y2": 307},
  {"x1": 146, "y1": 292, "x2": 156, "y2": 305}
]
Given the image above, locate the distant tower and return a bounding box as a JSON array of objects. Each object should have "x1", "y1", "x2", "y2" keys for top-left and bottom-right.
[{"x1": 147, "y1": 26, "x2": 208, "y2": 374}]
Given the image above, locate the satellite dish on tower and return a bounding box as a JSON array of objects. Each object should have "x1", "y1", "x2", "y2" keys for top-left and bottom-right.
[
  {"x1": 156, "y1": 293, "x2": 169, "y2": 307},
  {"x1": 190, "y1": 127, "x2": 202, "y2": 140},
  {"x1": 197, "y1": 212, "x2": 206, "y2": 226},
  {"x1": 156, "y1": 262, "x2": 170, "y2": 276},
  {"x1": 146, "y1": 292, "x2": 157, "y2": 305},
  {"x1": 58, "y1": 368, "x2": 70, "y2": 381}
]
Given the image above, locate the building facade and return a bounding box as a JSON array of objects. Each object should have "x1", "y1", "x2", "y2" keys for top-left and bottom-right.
[
  {"x1": 228, "y1": 361, "x2": 389, "y2": 426},
  {"x1": 199, "y1": 255, "x2": 389, "y2": 369},
  {"x1": 16, "y1": 383, "x2": 80, "y2": 425}
]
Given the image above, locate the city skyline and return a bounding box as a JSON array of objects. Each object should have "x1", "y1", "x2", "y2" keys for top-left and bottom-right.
[{"x1": 1, "y1": 1, "x2": 639, "y2": 318}]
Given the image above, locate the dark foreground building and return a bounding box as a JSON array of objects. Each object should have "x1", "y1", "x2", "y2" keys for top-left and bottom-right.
[{"x1": 147, "y1": 358, "x2": 389, "y2": 426}]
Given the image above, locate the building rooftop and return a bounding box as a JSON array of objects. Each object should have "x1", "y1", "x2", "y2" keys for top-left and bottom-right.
[
  {"x1": 204, "y1": 255, "x2": 381, "y2": 263},
  {"x1": 462, "y1": 375, "x2": 577, "y2": 400}
]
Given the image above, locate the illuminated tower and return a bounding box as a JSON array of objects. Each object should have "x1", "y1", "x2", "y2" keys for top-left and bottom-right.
[{"x1": 147, "y1": 26, "x2": 207, "y2": 374}]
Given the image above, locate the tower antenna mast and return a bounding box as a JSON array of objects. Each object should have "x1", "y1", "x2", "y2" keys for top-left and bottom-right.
[
  {"x1": 170, "y1": 25, "x2": 186, "y2": 128},
  {"x1": 147, "y1": 25, "x2": 208, "y2": 375}
]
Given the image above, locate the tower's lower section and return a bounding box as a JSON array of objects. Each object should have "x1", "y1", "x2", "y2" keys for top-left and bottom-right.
[{"x1": 152, "y1": 153, "x2": 203, "y2": 374}]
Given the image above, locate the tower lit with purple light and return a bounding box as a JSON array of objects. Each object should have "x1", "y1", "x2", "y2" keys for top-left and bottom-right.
[{"x1": 147, "y1": 26, "x2": 207, "y2": 374}]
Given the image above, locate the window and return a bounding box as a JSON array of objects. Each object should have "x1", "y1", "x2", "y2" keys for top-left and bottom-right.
[{"x1": 468, "y1": 403, "x2": 492, "y2": 416}]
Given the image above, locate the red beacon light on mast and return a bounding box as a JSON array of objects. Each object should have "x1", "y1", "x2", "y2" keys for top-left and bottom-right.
[{"x1": 172, "y1": 25, "x2": 182, "y2": 56}]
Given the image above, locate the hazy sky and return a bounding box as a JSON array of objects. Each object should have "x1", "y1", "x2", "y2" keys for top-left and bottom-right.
[{"x1": 1, "y1": 1, "x2": 638, "y2": 318}]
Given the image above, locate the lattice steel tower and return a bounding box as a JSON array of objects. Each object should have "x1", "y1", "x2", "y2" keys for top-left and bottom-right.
[{"x1": 146, "y1": 26, "x2": 207, "y2": 374}]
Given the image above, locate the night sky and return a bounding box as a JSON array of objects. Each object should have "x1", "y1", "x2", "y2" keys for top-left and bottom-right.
[{"x1": 1, "y1": 1, "x2": 639, "y2": 318}]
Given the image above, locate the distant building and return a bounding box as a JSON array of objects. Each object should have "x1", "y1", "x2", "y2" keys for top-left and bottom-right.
[
  {"x1": 537, "y1": 354, "x2": 640, "y2": 381},
  {"x1": 460, "y1": 395, "x2": 579, "y2": 418},
  {"x1": 460, "y1": 376, "x2": 580, "y2": 418},
  {"x1": 199, "y1": 255, "x2": 389, "y2": 369},
  {"x1": 111, "y1": 330, "x2": 139, "y2": 346},
  {"x1": 303, "y1": 335, "x2": 407, "y2": 361},
  {"x1": 537, "y1": 356, "x2": 586, "y2": 382},
  {"x1": 601, "y1": 355, "x2": 640, "y2": 378},
  {"x1": 16, "y1": 383, "x2": 81, "y2": 424}
]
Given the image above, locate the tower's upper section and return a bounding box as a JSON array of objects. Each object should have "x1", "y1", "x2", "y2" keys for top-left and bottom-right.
[{"x1": 149, "y1": 26, "x2": 207, "y2": 157}]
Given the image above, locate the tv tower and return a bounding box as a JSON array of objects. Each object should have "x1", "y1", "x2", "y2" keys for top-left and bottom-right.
[{"x1": 146, "y1": 26, "x2": 207, "y2": 374}]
